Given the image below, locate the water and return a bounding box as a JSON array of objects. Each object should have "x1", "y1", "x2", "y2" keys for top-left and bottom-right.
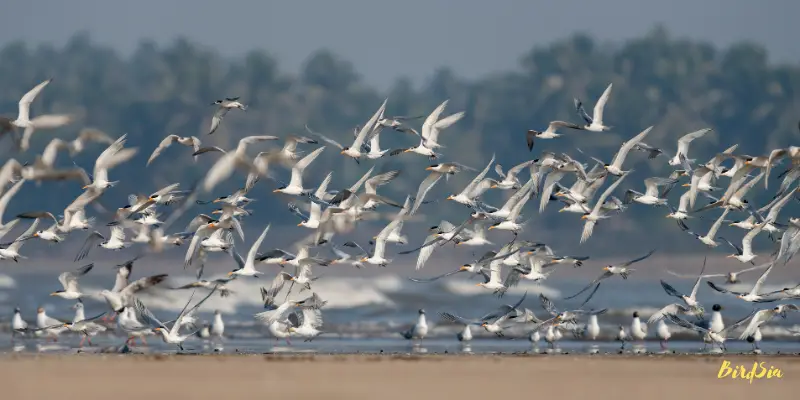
[{"x1": 4, "y1": 334, "x2": 800, "y2": 355}]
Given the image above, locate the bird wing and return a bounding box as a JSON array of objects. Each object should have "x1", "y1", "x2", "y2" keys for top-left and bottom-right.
[
  {"x1": 538, "y1": 294, "x2": 560, "y2": 317},
  {"x1": 59, "y1": 263, "x2": 93, "y2": 292},
  {"x1": 458, "y1": 154, "x2": 495, "y2": 198},
  {"x1": 17, "y1": 79, "x2": 51, "y2": 122},
  {"x1": 352, "y1": 99, "x2": 386, "y2": 149},
  {"x1": 665, "y1": 313, "x2": 707, "y2": 334},
  {"x1": 659, "y1": 280, "x2": 686, "y2": 299},
  {"x1": 304, "y1": 125, "x2": 344, "y2": 150},
  {"x1": 749, "y1": 262, "x2": 775, "y2": 296},
  {"x1": 706, "y1": 281, "x2": 746, "y2": 296},
  {"x1": 246, "y1": 225, "x2": 271, "y2": 269},
  {"x1": 689, "y1": 258, "x2": 708, "y2": 299},
  {"x1": 676, "y1": 128, "x2": 711, "y2": 157},
  {"x1": 440, "y1": 312, "x2": 479, "y2": 326},
  {"x1": 617, "y1": 249, "x2": 655, "y2": 268},
  {"x1": 289, "y1": 146, "x2": 326, "y2": 188},
  {"x1": 74, "y1": 231, "x2": 105, "y2": 262},
  {"x1": 590, "y1": 171, "x2": 630, "y2": 215},
  {"x1": 573, "y1": 98, "x2": 593, "y2": 124},
  {"x1": 146, "y1": 135, "x2": 179, "y2": 166},
  {"x1": 592, "y1": 83, "x2": 613, "y2": 124},
  {"x1": 365, "y1": 170, "x2": 400, "y2": 194},
  {"x1": 121, "y1": 274, "x2": 168, "y2": 298},
  {"x1": 706, "y1": 208, "x2": 731, "y2": 238},
  {"x1": 738, "y1": 309, "x2": 773, "y2": 340},
  {"x1": 171, "y1": 286, "x2": 218, "y2": 336},
  {"x1": 410, "y1": 172, "x2": 444, "y2": 215},
  {"x1": 648, "y1": 303, "x2": 690, "y2": 324},
  {"x1": 208, "y1": 107, "x2": 230, "y2": 134},
  {"x1": 133, "y1": 297, "x2": 168, "y2": 330}
]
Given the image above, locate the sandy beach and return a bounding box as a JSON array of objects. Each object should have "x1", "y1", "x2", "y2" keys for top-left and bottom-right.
[{"x1": 3, "y1": 354, "x2": 795, "y2": 399}]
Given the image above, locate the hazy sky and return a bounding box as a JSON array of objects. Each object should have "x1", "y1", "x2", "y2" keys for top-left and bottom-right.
[{"x1": 3, "y1": 0, "x2": 798, "y2": 88}]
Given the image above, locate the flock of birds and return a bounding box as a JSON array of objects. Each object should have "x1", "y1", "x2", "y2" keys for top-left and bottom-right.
[{"x1": 1, "y1": 79, "x2": 800, "y2": 354}]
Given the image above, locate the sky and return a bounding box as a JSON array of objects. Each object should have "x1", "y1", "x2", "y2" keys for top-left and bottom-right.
[{"x1": 3, "y1": 0, "x2": 799, "y2": 89}]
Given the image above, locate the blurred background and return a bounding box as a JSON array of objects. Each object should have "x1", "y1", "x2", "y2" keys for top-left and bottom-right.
[{"x1": 0, "y1": 1, "x2": 797, "y2": 328}]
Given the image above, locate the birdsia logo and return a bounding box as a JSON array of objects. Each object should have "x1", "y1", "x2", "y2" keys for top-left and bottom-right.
[{"x1": 717, "y1": 360, "x2": 783, "y2": 383}]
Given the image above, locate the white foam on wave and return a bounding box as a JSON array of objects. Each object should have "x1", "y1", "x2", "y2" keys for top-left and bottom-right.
[{"x1": 0, "y1": 274, "x2": 16, "y2": 289}]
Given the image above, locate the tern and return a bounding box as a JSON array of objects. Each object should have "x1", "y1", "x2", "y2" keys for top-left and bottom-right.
[
  {"x1": 147, "y1": 134, "x2": 201, "y2": 166},
  {"x1": 137, "y1": 288, "x2": 218, "y2": 350},
  {"x1": 668, "y1": 128, "x2": 712, "y2": 166},
  {"x1": 49, "y1": 264, "x2": 94, "y2": 300},
  {"x1": 208, "y1": 97, "x2": 246, "y2": 135}
]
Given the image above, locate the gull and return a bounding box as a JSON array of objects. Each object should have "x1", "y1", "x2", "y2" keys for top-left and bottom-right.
[
  {"x1": 665, "y1": 311, "x2": 755, "y2": 351},
  {"x1": 630, "y1": 311, "x2": 648, "y2": 344},
  {"x1": 574, "y1": 83, "x2": 613, "y2": 131},
  {"x1": 487, "y1": 183, "x2": 533, "y2": 234},
  {"x1": 765, "y1": 146, "x2": 800, "y2": 189},
  {"x1": 63, "y1": 303, "x2": 107, "y2": 347},
  {"x1": 174, "y1": 277, "x2": 236, "y2": 297},
  {"x1": 722, "y1": 221, "x2": 766, "y2": 264},
  {"x1": 306, "y1": 99, "x2": 386, "y2": 162},
  {"x1": 99, "y1": 273, "x2": 169, "y2": 314},
  {"x1": 0, "y1": 178, "x2": 24, "y2": 238},
  {"x1": 650, "y1": 259, "x2": 708, "y2": 323},
  {"x1": 565, "y1": 249, "x2": 655, "y2": 300},
  {"x1": 291, "y1": 179, "x2": 331, "y2": 229},
  {"x1": 540, "y1": 293, "x2": 607, "y2": 324},
  {"x1": 739, "y1": 304, "x2": 800, "y2": 339},
  {"x1": 49, "y1": 264, "x2": 94, "y2": 300},
  {"x1": 201, "y1": 135, "x2": 279, "y2": 192},
  {"x1": 208, "y1": 97, "x2": 246, "y2": 135},
  {"x1": 0, "y1": 218, "x2": 39, "y2": 262},
  {"x1": 116, "y1": 306, "x2": 153, "y2": 347},
  {"x1": 11, "y1": 307, "x2": 28, "y2": 340},
  {"x1": 410, "y1": 163, "x2": 473, "y2": 214},
  {"x1": 616, "y1": 326, "x2": 629, "y2": 350},
  {"x1": 631, "y1": 142, "x2": 663, "y2": 159},
  {"x1": 490, "y1": 178, "x2": 537, "y2": 220},
  {"x1": 677, "y1": 208, "x2": 730, "y2": 248},
  {"x1": 401, "y1": 309, "x2": 428, "y2": 341},
  {"x1": 287, "y1": 308, "x2": 324, "y2": 341},
  {"x1": 447, "y1": 154, "x2": 496, "y2": 206},
  {"x1": 74, "y1": 226, "x2": 129, "y2": 262},
  {"x1": 267, "y1": 135, "x2": 318, "y2": 167},
  {"x1": 228, "y1": 224, "x2": 270, "y2": 277},
  {"x1": 493, "y1": 160, "x2": 536, "y2": 190},
  {"x1": 526, "y1": 121, "x2": 584, "y2": 151},
  {"x1": 624, "y1": 177, "x2": 677, "y2": 206},
  {"x1": 668, "y1": 128, "x2": 712, "y2": 166},
  {"x1": 391, "y1": 100, "x2": 465, "y2": 158},
  {"x1": 147, "y1": 134, "x2": 201, "y2": 166},
  {"x1": 210, "y1": 310, "x2": 224, "y2": 344},
  {"x1": 580, "y1": 171, "x2": 630, "y2": 243},
  {"x1": 68, "y1": 128, "x2": 116, "y2": 155},
  {"x1": 35, "y1": 307, "x2": 67, "y2": 342},
  {"x1": 440, "y1": 291, "x2": 530, "y2": 337},
  {"x1": 706, "y1": 261, "x2": 777, "y2": 303},
  {"x1": 457, "y1": 222, "x2": 492, "y2": 246},
  {"x1": 137, "y1": 288, "x2": 218, "y2": 350},
  {"x1": 596, "y1": 126, "x2": 653, "y2": 176},
  {"x1": 666, "y1": 263, "x2": 770, "y2": 285},
  {"x1": 272, "y1": 146, "x2": 326, "y2": 195},
  {"x1": 360, "y1": 170, "x2": 401, "y2": 210},
  {"x1": 83, "y1": 134, "x2": 138, "y2": 191}
]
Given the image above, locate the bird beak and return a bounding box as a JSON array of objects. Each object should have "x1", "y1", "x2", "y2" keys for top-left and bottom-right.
[
  {"x1": 602, "y1": 266, "x2": 609, "y2": 271},
  {"x1": 272, "y1": 189, "x2": 281, "y2": 193},
  {"x1": 459, "y1": 266, "x2": 468, "y2": 271},
  {"x1": 360, "y1": 257, "x2": 368, "y2": 262},
  {"x1": 474, "y1": 283, "x2": 482, "y2": 287},
  {"x1": 49, "y1": 292, "x2": 57, "y2": 296},
  {"x1": 446, "y1": 195, "x2": 453, "y2": 200},
  {"x1": 340, "y1": 150, "x2": 346, "y2": 154},
  {"x1": 81, "y1": 185, "x2": 89, "y2": 189},
  {"x1": 681, "y1": 183, "x2": 690, "y2": 187},
  {"x1": 62, "y1": 323, "x2": 69, "y2": 328},
  {"x1": 403, "y1": 149, "x2": 412, "y2": 153},
  {"x1": 558, "y1": 209, "x2": 565, "y2": 213},
  {"x1": 208, "y1": 223, "x2": 216, "y2": 228},
  {"x1": 297, "y1": 223, "x2": 303, "y2": 226},
  {"x1": 581, "y1": 215, "x2": 587, "y2": 220},
  {"x1": 726, "y1": 255, "x2": 735, "y2": 258},
  {"x1": 33, "y1": 232, "x2": 38, "y2": 237},
  {"x1": 425, "y1": 166, "x2": 433, "y2": 171},
  {"x1": 490, "y1": 185, "x2": 497, "y2": 189},
  {"x1": 226, "y1": 271, "x2": 234, "y2": 276},
  {"x1": 728, "y1": 223, "x2": 735, "y2": 226},
  {"x1": 745, "y1": 160, "x2": 752, "y2": 165},
  {"x1": 488, "y1": 226, "x2": 495, "y2": 230}
]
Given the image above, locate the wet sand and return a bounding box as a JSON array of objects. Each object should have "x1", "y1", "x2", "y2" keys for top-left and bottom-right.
[{"x1": 2, "y1": 354, "x2": 796, "y2": 399}]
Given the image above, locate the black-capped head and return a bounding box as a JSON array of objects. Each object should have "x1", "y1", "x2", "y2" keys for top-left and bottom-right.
[
  {"x1": 746, "y1": 335, "x2": 755, "y2": 343},
  {"x1": 14, "y1": 307, "x2": 20, "y2": 313},
  {"x1": 418, "y1": 309, "x2": 425, "y2": 315},
  {"x1": 712, "y1": 304, "x2": 722, "y2": 312},
  {"x1": 632, "y1": 311, "x2": 639, "y2": 318},
  {"x1": 211, "y1": 100, "x2": 222, "y2": 105}
]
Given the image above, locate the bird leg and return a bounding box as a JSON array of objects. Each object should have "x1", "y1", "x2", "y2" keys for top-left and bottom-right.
[
  {"x1": 286, "y1": 338, "x2": 292, "y2": 346},
  {"x1": 141, "y1": 336, "x2": 148, "y2": 347},
  {"x1": 78, "y1": 336, "x2": 86, "y2": 348},
  {"x1": 87, "y1": 336, "x2": 93, "y2": 346},
  {"x1": 659, "y1": 340, "x2": 666, "y2": 350}
]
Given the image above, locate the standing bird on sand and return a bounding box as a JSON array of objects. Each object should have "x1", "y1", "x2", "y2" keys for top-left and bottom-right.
[
  {"x1": 656, "y1": 319, "x2": 672, "y2": 352},
  {"x1": 208, "y1": 97, "x2": 246, "y2": 135},
  {"x1": 210, "y1": 310, "x2": 225, "y2": 345},
  {"x1": 401, "y1": 309, "x2": 428, "y2": 341}
]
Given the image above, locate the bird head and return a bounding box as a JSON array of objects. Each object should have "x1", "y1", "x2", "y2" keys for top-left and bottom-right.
[
  {"x1": 446, "y1": 195, "x2": 453, "y2": 200},
  {"x1": 33, "y1": 232, "x2": 40, "y2": 237},
  {"x1": 602, "y1": 266, "x2": 610, "y2": 271},
  {"x1": 340, "y1": 147, "x2": 349, "y2": 154},
  {"x1": 49, "y1": 291, "x2": 61, "y2": 296},
  {"x1": 426, "y1": 165, "x2": 437, "y2": 171},
  {"x1": 603, "y1": 164, "x2": 610, "y2": 169},
  {"x1": 153, "y1": 327, "x2": 164, "y2": 333},
  {"x1": 226, "y1": 271, "x2": 235, "y2": 277},
  {"x1": 61, "y1": 323, "x2": 70, "y2": 328},
  {"x1": 480, "y1": 322, "x2": 488, "y2": 328},
  {"x1": 149, "y1": 195, "x2": 158, "y2": 200},
  {"x1": 37, "y1": 307, "x2": 44, "y2": 314},
  {"x1": 459, "y1": 264, "x2": 470, "y2": 271},
  {"x1": 581, "y1": 214, "x2": 589, "y2": 220},
  {"x1": 297, "y1": 222, "x2": 305, "y2": 227},
  {"x1": 360, "y1": 257, "x2": 368, "y2": 262}
]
